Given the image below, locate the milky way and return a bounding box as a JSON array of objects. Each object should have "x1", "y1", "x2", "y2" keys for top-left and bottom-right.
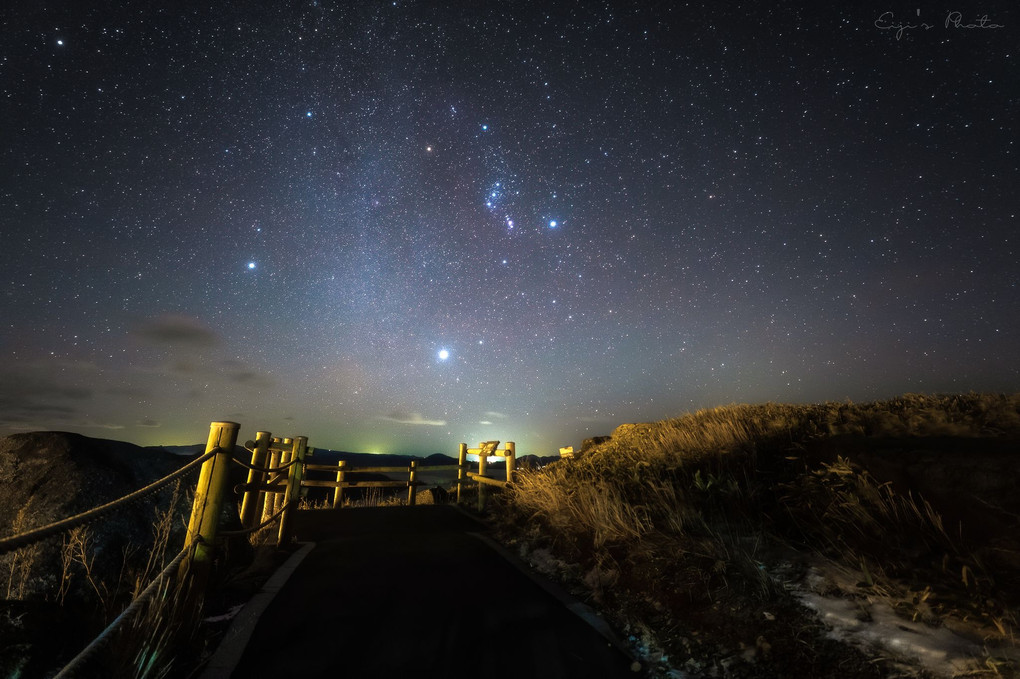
[{"x1": 1, "y1": 3, "x2": 1016, "y2": 455}]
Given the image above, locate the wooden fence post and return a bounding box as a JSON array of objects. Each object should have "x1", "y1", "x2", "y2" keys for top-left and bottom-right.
[
  {"x1": 277, "y1": 436, "x2": 308, "y2": 545},
  {"x1": 407, "y1": 460, "x2": 418, "y2": 506},
  {"x1": 273, "y1": 438, "x2": 293, "y2": 517},
  {"x1": 477, "y1": 447, "x2": 489, "y2": 512},
  {"x1": 505, "y1": 441, "x2": 516, "y2": 484},
  {"x1": 456, "y1": 443, "x2": 467, "y2": 504},
  {"x1": 239, "y1": 431, "x2": 271, "y2": 529},
  {"x1": 262, "y1": 439, "x2": 283, "y2": 524},
  {"x1": 180, "y1": 421, "x2": 240, "y2": 586},
  {"x1": 332, "y1": 460, "x2": 347, "y2": 509}
]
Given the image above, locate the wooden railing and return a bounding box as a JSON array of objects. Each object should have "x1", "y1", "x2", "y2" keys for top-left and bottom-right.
[
  {"x1": 461, "y1": 440, "x2": 516, "y2": 511},
  {"x1": 0, "y1": 422, "x2": 521, "y2": 676},
  {"x1": 297, "y1": 440, "x2": 517, "y2": 511}
]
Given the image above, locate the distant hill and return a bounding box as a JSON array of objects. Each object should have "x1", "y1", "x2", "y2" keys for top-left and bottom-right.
[
  {"x1": 152, "y1": 443, "x2": 204, "y2": 456},
  {"x1": 306, "y1": 448, "x2": 458, "y2": 468}
]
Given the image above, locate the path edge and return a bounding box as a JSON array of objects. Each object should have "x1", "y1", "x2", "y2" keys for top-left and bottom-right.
[
  {"x1": 197, "y1": 541, "x2": 317, "y2": 679},
  {"x1": 466, "y1": 528, "x2": 643, "y2": 673}
]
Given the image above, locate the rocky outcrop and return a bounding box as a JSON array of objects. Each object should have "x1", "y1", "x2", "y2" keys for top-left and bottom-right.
[
  {"x1": 579, "y1": 436, "x2": 611, "y2": 456},
  {"x1": 414, "y1": 486, "x2": 450, "y2": 505}
]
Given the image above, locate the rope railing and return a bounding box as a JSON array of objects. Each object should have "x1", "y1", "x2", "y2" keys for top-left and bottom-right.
[
  {"x1": 229, "y1": 454, "x2": 298, "y2": 474},
  {"x1": 51, "y1": 540, "x2": 197, "y2": 679},
  {"x1": 218, "y1": 501, "x2": 291, "y2": 537},
  {"x1": 0, "y1": 421, "x2": 313, "y2": 678},
  {"x1": 0, "y1": 448, "x2": 218, "y2": 556}
]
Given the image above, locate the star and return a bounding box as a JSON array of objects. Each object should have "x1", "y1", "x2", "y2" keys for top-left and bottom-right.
[
  {"x1": 438, "y1": 349, "x2": 450, "y2": 361},
  {"x1": 247, "y1": 262, "x2": 256, "y2": 270}
]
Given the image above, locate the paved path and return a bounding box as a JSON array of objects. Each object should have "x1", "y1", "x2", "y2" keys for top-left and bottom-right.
[{"x1": 220, "y1": 505, "x2": 642, "y2": 678}]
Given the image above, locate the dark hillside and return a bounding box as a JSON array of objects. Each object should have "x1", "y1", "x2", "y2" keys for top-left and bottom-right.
[
  {"x1": 0, "y1": 432, "x2": 205, "y2": 677},
  {"x1": 0, "y1": 431, "x2": 190, "y2": 584},
  {"x1": 496, "y1": 394, "x2": 1020, "y2": 678}
]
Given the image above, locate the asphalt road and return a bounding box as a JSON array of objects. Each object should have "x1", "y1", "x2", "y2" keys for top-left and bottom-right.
[{"x1": 222, "y1": 505, "x2": 642, "y2": 678}]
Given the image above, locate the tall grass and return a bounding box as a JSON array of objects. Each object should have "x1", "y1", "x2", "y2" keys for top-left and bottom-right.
[{"x1": 500, "y1": 393, "x2": 1020, "y2": 639}]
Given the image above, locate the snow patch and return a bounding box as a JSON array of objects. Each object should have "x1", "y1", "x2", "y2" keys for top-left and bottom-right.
[{"x1": 791, "y1": 565, "x2": 1008, "y2": 678}]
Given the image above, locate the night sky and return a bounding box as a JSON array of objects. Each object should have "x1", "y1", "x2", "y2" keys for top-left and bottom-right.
[{"x1": 1, "y1": 3, "x2": 1016, "y2": 456}]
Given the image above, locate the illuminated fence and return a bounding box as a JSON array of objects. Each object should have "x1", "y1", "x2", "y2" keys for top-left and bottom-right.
[
  {"x1": 460, "y1": 440, "x2": 517, "y2": 511},
  {"x1": 0, "y1": 422, "x2": 304, "y2": 678},
  {"x1": 0, "y1": 423, "x2": 520, "y2": 676},
  {"x1": 296, "y1": 440, "x2": 516, "y2": 512}
]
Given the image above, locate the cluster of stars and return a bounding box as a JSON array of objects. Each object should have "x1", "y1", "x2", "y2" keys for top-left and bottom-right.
[{"x1": 0, "y1": 3, "x2": 1013, "y2": 455}]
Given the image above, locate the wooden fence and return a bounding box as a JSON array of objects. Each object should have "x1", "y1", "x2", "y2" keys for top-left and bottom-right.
[
  {"x1": 0, "y1": 422, "x2": 521, "y2": 677},
  {"x1": 255, "y1": 440, "x2": 517, "y2": 513}
]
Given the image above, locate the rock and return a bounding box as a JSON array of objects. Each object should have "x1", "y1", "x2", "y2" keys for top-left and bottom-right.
[
  {"x1": 415, "y1": 486, "x2": 450, "y2": 504},
  {"x1": 579, "y1": 436, "x2": 611, "y2": 456},
  {"x1": 611, "y1": 423, "x2": 654, "y2": 440}
]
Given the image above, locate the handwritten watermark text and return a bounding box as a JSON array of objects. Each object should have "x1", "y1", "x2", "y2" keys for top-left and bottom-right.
[{"x1": 875, "y1": 10, "x2": 1004, "y2": 40}]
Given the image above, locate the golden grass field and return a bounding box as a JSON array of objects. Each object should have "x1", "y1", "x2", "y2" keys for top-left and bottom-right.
[{"x1": 493, "y1": 393, "x2": 1020, "y2": 677}]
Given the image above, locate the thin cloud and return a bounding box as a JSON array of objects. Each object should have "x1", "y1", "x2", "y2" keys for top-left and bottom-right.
[
  {"x1": 134, "y1": 314, "x2": 220, "y2": 347},
  {"x1": 381, "y1": 411, "x2": 447, "y2": 426},
  {"x1": 83, "y1": 422, "x2": 126, "y2": 430},
  {"x1": 483, "y1": 411, "x2": 507, "y2": 419},
  {"x1": 0, "y1": 372, "x2": 91, "y2": 427}
]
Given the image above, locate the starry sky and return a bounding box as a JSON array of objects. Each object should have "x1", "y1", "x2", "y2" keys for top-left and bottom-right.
[{"x1": 1, "y1": 2, "x2": 1016, "y2": 456}]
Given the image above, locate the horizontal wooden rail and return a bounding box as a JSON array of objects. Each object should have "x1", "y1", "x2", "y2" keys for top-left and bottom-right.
[
  {"x1": 340, "y1": 465, "x2": 413, "y2": 473},
  {"x1": 305, "y1": 463, "x2": 467, "y2": 473},
  {"x1": 300, "y1": 444, "x2": 515, "y2": 510},
  {"x1": 466, "y1": 448, "x2": 513, "y2": 457},
  {"x1": 236, "y1": 482, "x2": 288, "y2": 493},
  {"x1": 304, "y1": 463, "x2": 342, "y2": 472},
  {"x1": 467, "y1": 472, "x2": 509, "y2": 488},
  {"x1": 302, "y1": 479, "x2": 425, "y2": 489}
]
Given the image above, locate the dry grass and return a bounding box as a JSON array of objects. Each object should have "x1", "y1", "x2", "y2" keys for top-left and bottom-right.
[
  {"x1": 498, "y1": 392, "x2": 1020, "y2": 667},
  {"x1": 4, "y1": 503, "x2": 42, "y2": 600},
  {"x1": 0, "y1": 481, "x2": 210, "y2": 677}
]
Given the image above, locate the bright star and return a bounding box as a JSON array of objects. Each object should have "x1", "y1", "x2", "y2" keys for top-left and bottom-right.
[
  {"x1": 247, "y1": 262, "x2": 256, "y2": 270},
  {"x1": 306, "y1": 111, "x2": 313, "y2": 118},
  {"x1": 438, "y1": 349, "x2": 450, "y2": 361},
  {"x1": 56, "y1": 39, "x2": 64, "y2": 46},
  {"x1": 549, "y1": 220, "x2": 558, "y2": 228},
  {"x1": 481, "y1": 124, "x2": 488, "y2": 131}
]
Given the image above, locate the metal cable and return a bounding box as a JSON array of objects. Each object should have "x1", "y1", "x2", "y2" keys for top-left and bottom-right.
[
  {"x1": 0, "y1": 449, "x2": 218, "y2": 556},
  {"x1": 228, "y1": 455, "x2": 298, "y2": 474},
  {"x1": 52, "y1": 540, "x2": 194, "y2": 678}
]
